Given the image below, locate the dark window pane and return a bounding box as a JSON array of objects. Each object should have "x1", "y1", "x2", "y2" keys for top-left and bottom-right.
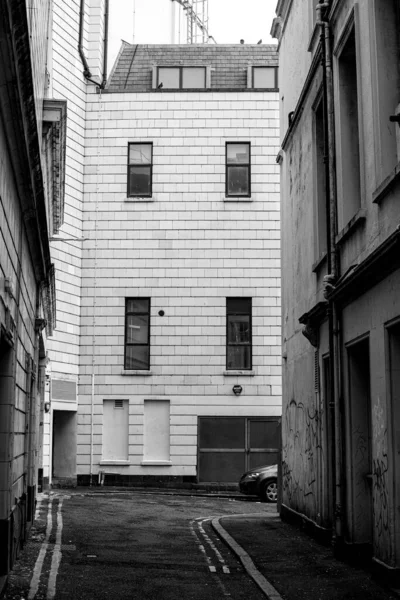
[
  {"x1": 126, "y1": 298, "x2": 150, "y2": 313},
  {"x1": 227, "y1": 144, "x2": 250, "y2": 164},
  {"x1": 129, "y1": 144, "x2": 152, "y2": 165},
  {"x1": 227, "y1": 346, "x2": 251, "y2": 370},
  {"x1": 125, "y1": 345, "x2": 149, "y2": 370},
  {"x1": 158, "y1": 67, "x2": 180, "y2": 88},
  {"x1": 126, "y1": 315, "x2": 149, "y2": 344},
  {"x1": 182, "y1": 67, "x2": 205, "y2": 88},
  {"x1": 228, "y1": 315, "x2": 250, "y2": 344},
  {"x1": 128, "y1": 166, "x2": 151, "y2": 196},
  {"x1": 227, "y1": 166, "x2": 249, "y2": 196},
  {"x1": 227, "y1": 298, "x2": 251, "y2": 314}
]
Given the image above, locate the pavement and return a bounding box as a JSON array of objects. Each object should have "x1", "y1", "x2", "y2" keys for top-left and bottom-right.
[
  {"x1": 215, "y1": 512, "x2": 400, "y2": 600},
  {"x1": 1, "y1": 486, "x2": 400, "y2": 600}
]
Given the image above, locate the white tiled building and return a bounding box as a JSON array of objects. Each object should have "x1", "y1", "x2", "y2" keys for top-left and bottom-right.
[{"x1": 46, "y1": 0, "x2": 282, "y2": 487}]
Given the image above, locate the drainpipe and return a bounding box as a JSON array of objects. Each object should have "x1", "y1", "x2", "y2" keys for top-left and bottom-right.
[
  {"x1": 78, "y1": 0, "x2": 109, "y2": 88},
  {"x1": 316, "y1": 1, "x2": 344, "y2": 549},
  {"x1": 102, "y1": 0, "x2": 109, "y2": 88}
]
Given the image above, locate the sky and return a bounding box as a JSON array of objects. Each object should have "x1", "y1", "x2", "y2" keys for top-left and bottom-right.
[{"x1": 107, "y1": 0, "x2": 277, "y2": 72}]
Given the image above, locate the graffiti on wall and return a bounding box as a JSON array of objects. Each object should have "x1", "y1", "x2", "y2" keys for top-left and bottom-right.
[
  {"x1": 372, "y1": 396, "x2": 394, "y2": 565},
  {"x1": 282, "y1": 397, "x2": 321, "y2": 514}
]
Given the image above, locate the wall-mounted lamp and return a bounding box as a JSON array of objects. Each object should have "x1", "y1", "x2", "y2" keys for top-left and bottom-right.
[
  {"x1": 44, "y1": 402, "x2": 51, "y2": 413},
  {"x1": 232, "y1": 385, "x2": 243, "y2": 396}
]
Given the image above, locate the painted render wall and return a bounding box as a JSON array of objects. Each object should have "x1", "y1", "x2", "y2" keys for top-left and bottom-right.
[
  {"x1": 277, "y1": 0, "x2": 400, "y2": 571},
  {"x1": 77, "y1": 87, "x2": 282, "y2": 477}
]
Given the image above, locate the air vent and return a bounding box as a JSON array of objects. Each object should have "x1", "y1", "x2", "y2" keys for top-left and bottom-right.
[{"x1": 114, "y1": 400, "x2": 124, "y2": 409}]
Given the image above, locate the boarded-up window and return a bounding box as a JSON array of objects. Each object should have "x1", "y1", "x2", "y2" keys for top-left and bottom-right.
[
  {"x1": 102, "y1": 400, "x2": 129, "y2": 461},
  {"x1": 143, "y1": 400, "x2": 170, "y2": 462}
]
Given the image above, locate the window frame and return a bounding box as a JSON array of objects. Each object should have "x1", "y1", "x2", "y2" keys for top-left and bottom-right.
[
  {"x1": 225, "y1": 142, "x2": 251, "y2": 198},
  {"x1": 226, "y1": 298, "x2": 252, "y2": 371},
  {"x1": 312, "y1": 92, "x2": 328, "y2": 261},
  {"x1": 124, "y1": 298, "x2": 151, "y2": 370},
  {"x1": 127, "y1": 142, "x2": 153, "y2": 198},
  {"x1": 157, "y1": 66, "x2": 207, "y2": 89},
  {"x1": 252, "y1": 66, "x2": 278, "y2": 89}
]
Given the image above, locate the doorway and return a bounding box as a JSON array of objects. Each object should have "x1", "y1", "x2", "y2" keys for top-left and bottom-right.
[
  {"x1": 52, "y1": 410, "x2": 77, "y2": 485},
  {"x1": 346, "y1": 336, "x2": 372, "y2": 546},
  {"x1": 388, "y1": 323, "x2": 400, "y2": 567}
]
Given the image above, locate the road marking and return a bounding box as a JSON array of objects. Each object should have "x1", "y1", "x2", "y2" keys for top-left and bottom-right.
[
  {"x1": 28, "y1": 498, "x2": 53, "y2": 599},
  {"x1": 212, "y1": 515, "x2": 284, "y2": 600},
  {"x1": 47, "y1": 498, "x2": 63, "y2": 599},
  {"x1": 190, "y1": 520, "x2": 216, "y2": 571},
  {"x1": 198, "y1": 518, "x2": 229, "y2": 569}
]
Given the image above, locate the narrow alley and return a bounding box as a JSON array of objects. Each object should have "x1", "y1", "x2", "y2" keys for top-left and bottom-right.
[{"x1": 3, "y1": 490, "x2": 398, "y2": 600}]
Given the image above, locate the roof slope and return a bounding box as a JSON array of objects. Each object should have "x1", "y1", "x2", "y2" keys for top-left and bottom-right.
[{"x1": 106, "y1": 43, "x2": 278, "y2": 92}]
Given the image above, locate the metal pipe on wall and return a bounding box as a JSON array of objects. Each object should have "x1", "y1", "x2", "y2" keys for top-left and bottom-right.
[
  {"x1": 78, "y1": 0, "x2": 109, "y2": 88},
  {"x1": 316, "y1": 0, "x2": 344, "y2": 549}
]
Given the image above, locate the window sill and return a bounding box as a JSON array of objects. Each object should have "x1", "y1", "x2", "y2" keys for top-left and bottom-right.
[
  {"x1": 372, "y1": 162, "x2": 400, "y2": 205},
  {"x1": 335, "y1": 209, "x2": 366, "y2": 246},
  {"x1": 141, "y1": 460, "x2": 172, "y2": 466},
  {"x1": 223, "y1": 197, "x2": 253, "y2": 202},
  {"x1": 125, "y1": 197, "x2": 155, "y2": 202},
  {"x1": 223, "y1": 370, "x2": 255, "y2": 376},
  {"x1": 312, "y1": 251, "x2": 327, "y2": 273},
  {"x1": 121, "y1": 370, "x2": 153, "y2": 376},
  {"x1": 100, "y1": 460, "x2": 130, "y2": 466}
]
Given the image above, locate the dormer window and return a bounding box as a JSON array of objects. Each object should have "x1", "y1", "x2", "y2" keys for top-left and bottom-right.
[
  {"x1": 251, "y1": 66, "x2": 278, "y2": 89},
  {"x1": 156, "y1": 66, "x2": 206, "y2": 89}
]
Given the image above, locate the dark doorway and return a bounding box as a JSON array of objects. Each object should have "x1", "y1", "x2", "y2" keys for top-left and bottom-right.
[
  {"x1": 52, "y1": 410, "x2": 77, "y2": 484},
  {"x1": 346, "y1": 337, "x2": 372, "y2": 546},
  {"x1": 388, "y1": 323, "x2": 400, "y2": 567}
]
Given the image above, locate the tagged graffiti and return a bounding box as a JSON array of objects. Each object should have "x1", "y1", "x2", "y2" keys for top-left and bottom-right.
[
  {"x1": 282, "y1": 398, "x2": 321, "y2": 511},
  {"x1": 373, "y1": 445, "x2": 391, "y2": 555}
]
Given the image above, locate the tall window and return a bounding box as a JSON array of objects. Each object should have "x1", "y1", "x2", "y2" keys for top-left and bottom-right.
[
  {"x1": 124, "y1": 298, "x2": 150, "y2": 370},
  {"x1": 127, "y1": 143, "x2": 152, "y2": 198},
  {"x1": 226, "y1": 142, "x2": 251, "y2": 197},
  {"x1": 157, "y1": 66, "x2": 206, "y2": 89},
  {"x1": 226, "y1": 298, "x2": 252, "y2": 370},
  {"x1": 373, "y1": 0, "x2": 400, "y2": 181},
  {"x1": 336, "y1": 26, "x2": 361, "y2": 229},
  {"x1": 314, "y1": 96, "x2": 327, "y2": 257}
]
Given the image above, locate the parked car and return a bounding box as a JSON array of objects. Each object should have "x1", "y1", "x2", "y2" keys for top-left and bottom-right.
[{"x1": 239, "y1": 464, "x2": 278, "y2": 502}]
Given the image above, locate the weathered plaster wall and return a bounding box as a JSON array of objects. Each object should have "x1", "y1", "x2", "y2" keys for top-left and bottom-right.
[{"x1": 341, "y1": 272, "x2": 400, "y2": 567}]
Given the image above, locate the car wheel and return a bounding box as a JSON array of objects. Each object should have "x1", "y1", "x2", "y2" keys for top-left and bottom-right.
[{"x1": 260, "y1": 479, "x2": 277, "y2": 503}]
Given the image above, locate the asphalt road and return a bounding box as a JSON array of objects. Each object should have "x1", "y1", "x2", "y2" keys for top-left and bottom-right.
[{"x1": 4, "y1": 489, "x2": 277, "y2": 600}]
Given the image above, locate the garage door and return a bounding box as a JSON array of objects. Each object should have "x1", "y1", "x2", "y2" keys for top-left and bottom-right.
[{"x1": 198, "y1": 417, "x2": 281, "y2": 483}]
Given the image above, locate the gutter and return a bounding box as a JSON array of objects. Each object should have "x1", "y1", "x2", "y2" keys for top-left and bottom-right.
[{"x1": 78, "y1": 0, "x2": 109, "y2": 88}]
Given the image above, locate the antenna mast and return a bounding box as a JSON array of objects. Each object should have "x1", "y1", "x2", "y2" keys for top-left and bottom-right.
[{"x1": 172, "y1": 0, "x2": 212, "y2": 44}]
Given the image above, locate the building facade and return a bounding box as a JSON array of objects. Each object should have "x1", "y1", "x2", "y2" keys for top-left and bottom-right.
[
  {"x1": 0, "y1": 0, "x2": 65, "y2": 584},
  {"x1": 273, "y1": 0, "x2": 400, "y2": 578},
  {"x1": 45, "y1": 3, "x2": 282, "y2": 488}
]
